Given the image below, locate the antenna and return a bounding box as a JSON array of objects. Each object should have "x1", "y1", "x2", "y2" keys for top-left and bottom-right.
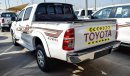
[{"x1": 85, "y1": 0, "x2": 88, "y2": 17}]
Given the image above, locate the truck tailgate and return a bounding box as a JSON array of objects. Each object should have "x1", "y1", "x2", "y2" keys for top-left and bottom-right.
[
  {"x1": 74, "y1": 20, "x2": 117, "y2": 51},
  {"x1": 0, "y1": 18, "x2": 11, "y2": 24}
]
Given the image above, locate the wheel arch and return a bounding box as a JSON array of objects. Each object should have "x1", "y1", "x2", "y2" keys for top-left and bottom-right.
[{"x1": 32, "y1": 31, "x2": 51, "y2": 57}]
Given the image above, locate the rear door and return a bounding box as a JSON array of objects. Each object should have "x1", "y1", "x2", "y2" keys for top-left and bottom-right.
[
  {"x1": 113, "y1": 6, "x2": 130, "y2": 25},
  {"x1": 74, "y1": 20, "x2": 116, "y2": 51},
  {"x1": 114, "y1": 6, "x2": 130, "y2": 43}
]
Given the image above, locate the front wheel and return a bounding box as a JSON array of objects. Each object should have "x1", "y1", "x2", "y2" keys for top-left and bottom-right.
[
  {"x1": 11, "y1": 31, "x2": 19, "y2": 46},
  {"x1": 36, "y1": 45, "x2": 51, "y2": 72}
]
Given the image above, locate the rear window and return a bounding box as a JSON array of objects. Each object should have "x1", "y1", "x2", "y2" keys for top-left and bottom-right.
[
  {"x1": 64, "y1": 6, "x2": 72, "y2": 14},
  {"x1": 56, "y1": 6, "x2": 63, "y2": 14},
  {"x1": 1, "y1": 12, "x2": 16, "y2": 21},
  {"x1": 81, "y1": 10, "x2": 85, "y2": 16},
  {"x1": 1, "y1": 13, "x2": 16, "y2": 18},
  {"x1": 35, "y1": 4, "x2": 77, "y2": 21},
  {"x1": 47, "y1": 6, "x2": 55, "y2": 14}
]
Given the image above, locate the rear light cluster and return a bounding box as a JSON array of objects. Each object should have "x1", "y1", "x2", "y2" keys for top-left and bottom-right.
[
  {"x1": 2, "y1": 19, "x2": 4, "y2": 23},
  {"x1": 116, "y1": 24, "x2": 118, "y2": 39},
  {"x1": 62, "y1": 28, "x2": 75, "y2": 51}
]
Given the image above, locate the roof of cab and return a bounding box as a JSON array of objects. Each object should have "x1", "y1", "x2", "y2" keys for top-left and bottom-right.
[
  {"x1": 26, "y1": 2, "x2": 73, "y2": 8},
  {"x1": 38, "y1": 2, "x2": 72, "y2": 5},
  {"x1": 99, "y1": 3, "x2": 130, "y2": 9}
]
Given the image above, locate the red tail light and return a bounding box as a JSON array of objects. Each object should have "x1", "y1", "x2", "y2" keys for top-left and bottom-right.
[
  {"x1": 116, "y1": 24, "x2": 118, "y2": 39},
  {"x1": 62, "y1": 28, "x2": 75, "y2": 51},
  {"x1": 116, "y1": 24, "x2": 118, "y2": 30},
  {"x1": 2, "y1": 19, "x2": 4, "y2": 23}
]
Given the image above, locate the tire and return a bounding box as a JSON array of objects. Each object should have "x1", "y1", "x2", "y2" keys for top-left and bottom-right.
[
  {"x1": 11, "y1": 31, "x2": 19, "y2": 46},
  {"x1": 8, "y1": 24, "x2": 11, "y2": 32},
  {"x1": 1, "y1": 27, "x2": 5, "y2": 32},
  {"x1": 36, "y1": 45, "x2": 51, "y2": 72}
]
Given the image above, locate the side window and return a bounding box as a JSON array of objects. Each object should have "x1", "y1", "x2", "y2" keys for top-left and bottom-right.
[
  {"x1": 81, "y1": 10, "x2": 85, "y2": 16},
  {"x1": 23, "y1": 7, "x2": 32, "y2": 20},
  {"x1": 115, "y1": 6, "x2": 130, "y2": 18},
  {"x1": 17, "y1": 10, "x2": 25, "y2": 21},
  {"x1": 93, "y1": 8, "x2": 113, "y2": 19}
]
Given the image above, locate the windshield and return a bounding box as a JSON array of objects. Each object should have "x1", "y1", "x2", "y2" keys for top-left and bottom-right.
[
  {"x1": 74, "y1": 11, "x2": 79, "y2": 16},
  {"x1": 35, "y1": 3, "x2": 77, "y2": 21}
]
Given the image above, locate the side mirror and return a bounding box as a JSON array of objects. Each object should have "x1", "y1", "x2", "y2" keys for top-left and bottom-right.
[{"x1": 16, "y1": 17, "x2": 22, "y2": 21}]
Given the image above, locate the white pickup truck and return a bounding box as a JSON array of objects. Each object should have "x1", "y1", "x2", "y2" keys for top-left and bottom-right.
[
  {"x1": 0, "y1": 11, "x2": 16, "y2": 32},
  {"x1": 11, "y1": 3, "x2": 120, "y2": 72},
  {"x1": 74, "y1": 9, "x2": 94, "y2": 19}
]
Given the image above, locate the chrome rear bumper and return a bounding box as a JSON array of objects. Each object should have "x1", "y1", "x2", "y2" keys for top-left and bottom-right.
[
  {"x1": 67, "y1": 41, "x2": 120, "y2": 63},
  {"x1": 120, "y1": 43, "x2": 130, "y2": 47}
]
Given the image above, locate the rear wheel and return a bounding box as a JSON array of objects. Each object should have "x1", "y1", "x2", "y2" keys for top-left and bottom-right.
[
  {"x1": 8, "y1": 24, "x2": 11, "y2": 32},
  {"x1": 1, "y1": 27, "x2": 5, "y2": 32},
  {"x1": 36, "y1": 45, "x2": 51, "y2": 72}
]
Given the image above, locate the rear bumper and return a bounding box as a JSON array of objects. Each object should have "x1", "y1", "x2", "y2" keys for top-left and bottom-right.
[
  {"x1": 120, "y1": 42, "x2": 130, "y2": 47},
  {"x1": 67, "y1": 41, "x2": 120, "y2": 63}
]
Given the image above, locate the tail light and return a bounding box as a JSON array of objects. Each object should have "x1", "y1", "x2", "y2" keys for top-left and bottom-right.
[
  {"x1": 62, "y1": 28, "x2": 75, "y2": 51},
  {"x1": 116, "y1": 24, "x2": 118, "y2": 30},
  {"x1": 116, "y1": 24, "x2": 118, "y2": 39},
  {"x1": 2, "y1": 19, "x2": 4, "y2": 23}
]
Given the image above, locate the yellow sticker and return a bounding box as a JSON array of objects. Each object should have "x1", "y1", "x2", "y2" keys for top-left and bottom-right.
[
  {"x1": 88, "y1": 26, "x2": 112, "y2": 32},
  {"x1": 86, "y1": 38, "x2": 110, "y2": 45}
]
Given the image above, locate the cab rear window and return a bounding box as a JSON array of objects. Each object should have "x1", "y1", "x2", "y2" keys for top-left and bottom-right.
[
  {"x1": 35, "y1": 4, "x2": 76, "y2": 21},
  {"x1": 55, "y1": 6, "x2": 63, "y2": 14}
]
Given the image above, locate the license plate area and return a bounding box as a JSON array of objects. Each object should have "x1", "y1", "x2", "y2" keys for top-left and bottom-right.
[{"x1": 94, "y1": 49, "x2": 111, "y2": 59}]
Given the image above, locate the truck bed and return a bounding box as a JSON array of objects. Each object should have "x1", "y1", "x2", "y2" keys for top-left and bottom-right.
[{"x1": 33, "y1": 19, "x2": 116, "y2": 23}]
